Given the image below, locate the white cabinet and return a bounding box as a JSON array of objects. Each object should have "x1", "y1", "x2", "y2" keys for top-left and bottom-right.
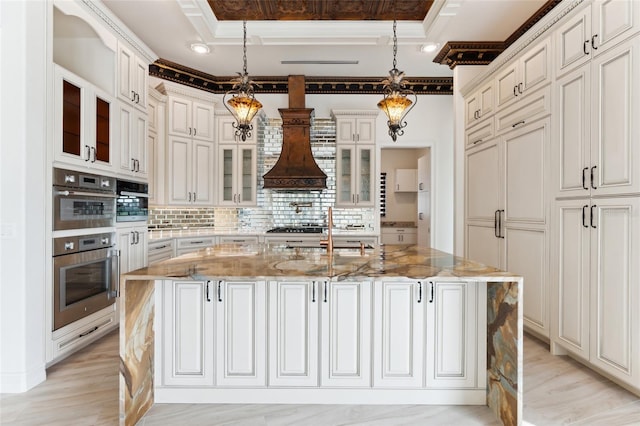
[
  {"x1": 54, "y1": 65, "x2": 117, "y2": 172},
  {"x1": 394, "y1": 169, "x2": 417, "y2": 192},
  {"x1": 320, "y1": 280, "x2": 371, "y2": 387},
  {"x1": 465, "y1": 79, "x2": 494, "y2": 128},
  {"x1": 555, "y1": 0, "x2": 640, "y2": 77},
  {"x1": 215, "y1": 280, "x2": 266, "y2": 386},
  {"x1": 553, "y1": 197, "x2": 640, "y2": 389},
  {"x1": 373, "y1": 280, "x2": 424, "y2": 387},
  {"x1": 333, "y1": 113, "x2": 376, "y2": 144},
  {"x1": 167, "y1": 136, "x2": 215, "y2": 206},
  {"x1": 381, "y1": 227, "x2": 417, "y2": 245},
  {"x1": 117, "y1": 224, "x2": 148, "y2": 274},
  {"x1": 218, "y1": 236, "x2": 260, "y2": 244},
  {"x1": 417, "y1": 154, "x2": 430, "y2": 192},
  {"x1": 553, "y1": 37, "x2": 640, "y2": 199},
  {"x1": 117, "y1": 42, "x2": 147, "y2": 113},
  {"x1": 175, "y1": 236, "x2": 216, "y2": 257},
  {"x1": 168, "y1": 95, "x2": 215, "y2": 142},
  {"x1": 336, "y1": 144, "x2": 375, "y2": 207},
  {"x1": 148, "y1": 239, "x2": 174, "y2": 264},
  {"x1": 162, "y1": 280, "x2": 214, "y2": 386},
  {"x1": 216, "y1": 113, "x2": 257, "y2": 144},
  {"x1": 465, "y1": 117, "x2": 550, "y2": 337},
  {"x1": 148, "y1": 88, "x2": 166, "y2": 205},
  {"x1": 268, "y1": 280, "x2": 319, "y2": 387},
  {"x1": 426, "y1": 281, "x2": 481, "y2": 388},
  {"x1": 263, "y1": 235, "x2": 322, "y2": 248},
  {"x1": 332, "y1": 236, "x2": 377, "y2": 248},
  {"x1": 495, "y1": 37, "x2": 551, "y2": 110},
  {"x1": 217, "y1": 144, "x2": 257, "y2": 207},
  {"x1": 118, "y1": 102, "x2": 148, "y2": 178}
]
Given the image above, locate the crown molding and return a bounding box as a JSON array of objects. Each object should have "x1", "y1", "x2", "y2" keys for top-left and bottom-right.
[{"x1": 150, "y1": 58, "x2": 454, "y2": 95}]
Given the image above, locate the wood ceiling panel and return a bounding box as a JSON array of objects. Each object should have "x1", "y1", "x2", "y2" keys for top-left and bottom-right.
[{"x1": 207, "y1": 0, "x2": 432, "y2": 21}]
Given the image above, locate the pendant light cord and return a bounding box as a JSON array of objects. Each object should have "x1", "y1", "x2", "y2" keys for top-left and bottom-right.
[
  {"x1": 392, "y1": 19, "x2": 397, "y2": 70},
  {"x1": 242, "y1": 20, "x2": 248, "y2": 75}
]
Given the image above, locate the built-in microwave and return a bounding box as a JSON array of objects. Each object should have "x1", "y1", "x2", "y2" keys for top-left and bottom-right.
[{"x1": 116, "y1": 179, "x2": 149, "y2": 222}]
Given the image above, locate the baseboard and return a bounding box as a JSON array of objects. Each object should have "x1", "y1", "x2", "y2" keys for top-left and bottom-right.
[{"x1": 0, "y1": 364, "x2": 47, "y2": 393}]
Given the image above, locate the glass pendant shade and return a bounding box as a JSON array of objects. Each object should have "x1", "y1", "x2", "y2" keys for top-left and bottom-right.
[{"x1": 378, "y1": 92, "x2": 413, "y2": 141}]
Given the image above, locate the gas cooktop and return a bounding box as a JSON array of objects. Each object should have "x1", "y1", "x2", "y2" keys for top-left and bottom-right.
[{"x1": 266, "y1": 226, "x2": 324, "y2": 233}]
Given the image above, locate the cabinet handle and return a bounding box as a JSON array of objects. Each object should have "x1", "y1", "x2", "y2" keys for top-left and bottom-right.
[
  {"x1": 190, "y1": 240, "x2": 204, "y2": 244},
  {"x1": 130, "y1": 231, "x2": 135, "y2": 245},
  {"x1": 582, "y1": 167, "x2": 589, "y2": 190},
  {"x1": 206, "y1": 281, "x2": 211, "y2": 302},
  {"x1": 233, "y1": 193, "x2": 237, "y2": 203},
  {"x1": 591, "y1": 34, "x2": 598, "y2": 50},
  {"x1": 85, "y1": 145, "x2": 91, "y2": 162},
  {"x1": 131, "y1": 158, "x2": 136, "y2": 172},
  {"x1": 79, "y1": 326, "x2": 99, "y2": 338},
  {"x1": 417, "y1": 281, "x2": 422, "y2": 303},
  {"x1": 494, "y1": 210, "x2": 500, "y2": 238},
  {"x1": 352, "y1": 194, "x2": 355, "y2": 204},
  {"x1": 419, "y1": 182, "x2": 423, "y2": 191},
  {"x1": 429, "y1": 282, "x2": 434, "y2": 303},
  {"x1": 135, "y1": 92, "x2": 140, "y2": 104},
  {"x1": 312, "y1": 281, "x2": 316, "y2": 303},
  {"x1": 91, "y1": 146, "x2": 96, "y2": 163},
  {"x1": 513, "y1": 86, "x2": 518, "y2": 97},
  {"x1": 473, "y1": 139, "x2": 482, "y2": 145},
  {"x1": 136, "y1": 159, "x2": 140, "y2": 172},
  {"x1": 419, "y1": 212, "x2": 424, "y2": 220},
  {"x1": 590, "y1": 166, "x2": 597, "y2": 190},
  {"x1": 512, "y1": 120, "x2": 525, "y2": 128},
  {"x1": 356, "y1": 194, "x2": 359, "y2": 203},
  {"x1": 188, "y1": 192, "x2": 192, "y2": 202},
  {"x1": 499, "y1": 210, "x2": 505, "y2": 239},
  {"x1": 584, "y1": 40, "x2": 590, "y2": 55},
  {"x1": 193, "y1": 192, "x2": 197, "y2": 202},
  {"x1": 352, "y1": 134, "x2": 356, "y2": 142},
  {"x1": 323, "y1": 281, "x2": 328, "y2": 303},
  {"x1": 189, "y1": 127, "x2": 192, "y2": 136},
  {"x1": 518, "y1": 82, "x2": 523, "y2": 94},
  {"x1": 590, "y1": 205, "x2": 597, "y2": 229},
  {"x1": 135, "y1": 231, "x2": 140, "y2": 244},
  {"x1": 194, "y1": 128, "x2": 197, "y2": 136},
  {"x1": 131, "y1": 90, "x2": 136, "y2": 102},
  {"x1": 582, "y1": 204, "x2": 589, "y2": 228},
  {"x1": 218, "y1": 281, "x2": 222, "y2": 302}
]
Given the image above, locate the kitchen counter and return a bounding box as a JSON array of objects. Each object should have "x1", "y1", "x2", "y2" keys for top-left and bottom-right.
[{"x1": 119, "y1": 244, "x2": 523, "y2": 426}]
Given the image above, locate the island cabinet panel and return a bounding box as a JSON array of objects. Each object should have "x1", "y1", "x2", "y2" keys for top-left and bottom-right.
[
  {"x1": 268, "y1": 280, "x2": 319, "y2": 387},
  {"x1": 426, "y1": 281, "x2": 481, "y2": 388},
  {"x1": 320, "y1": 281, "x2": 371, "y2": 387},
  {"x1": 215, "y1": 280, "x2": 266, "y2": 386},
  {"x1": 373, "y1": 280, "x2": 424, "y2": 388},
  {"x1": 162, "y1": 280, "x2": 214, "y2": 386}
]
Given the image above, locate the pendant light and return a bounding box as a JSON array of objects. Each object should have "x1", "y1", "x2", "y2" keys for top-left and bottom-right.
[
  {"x1": 223, "y1": 20, "x2": 263, "y2": 141},
  {"x1": 377, "y1": 19, "x2": 417, "y2": 142}
]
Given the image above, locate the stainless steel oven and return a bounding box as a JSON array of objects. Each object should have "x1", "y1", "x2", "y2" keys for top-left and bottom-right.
[
  {"x1": 53, "y1": 232, "x2": 119, "y2": 330},
  {"x1": 53, "y1": 167, "x2": 116, "y2": 230},
  {"x1": 116, "y1": 179, "x2": 149, "y2": 222}
]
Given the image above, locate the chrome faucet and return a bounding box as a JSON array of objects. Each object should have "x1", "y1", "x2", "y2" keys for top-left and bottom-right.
[{"x1": 320, "y1": 207, "x2": 334, "y2": 253}]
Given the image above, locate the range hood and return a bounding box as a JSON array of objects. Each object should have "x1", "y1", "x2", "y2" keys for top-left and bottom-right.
[{"x1": 263, "y1": 75, "x2": 327, "y2": 190}]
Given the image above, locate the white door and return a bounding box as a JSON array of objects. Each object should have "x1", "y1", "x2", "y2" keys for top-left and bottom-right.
[
  {"x1": 191, "y1": 140, "x2": 214, "y2": 206},
  {"x1": 554, "y1": 65, "x2": 591, "y2": 199},
  {"x1": 335, "y1": 118, "x2": 357, "y2": 143},
  {"x1": 555, "y1": 7, "x2": 591, "y2": 77},
  {"x1": 216, "y1": 280, "x2": 266, "y2": 386},
  {"x1": 373, "y1": 280, "x2": 424, "y2": 388},
  {"x1": 167, "y1": 136, "x2": 191, "y2": 205},
  {"x1": 592, "y1": 0, "x2": 640, "y2": 55},
  {"x1": 133, "y1": 55, "x2": 147, "y2": 112},
  {"x1": 465, "y1": 223, "x2": 502, "y2": 269},
  {"x1": 117, "y1": 227, "x2": 133, "y2": 275},
  {"x1": 320, "y1": 281, "x2": 371, "y2": 387},
  {"x1": 495, "y1": 61, "x2": 518, "y2": 109},
  {"x1": 168, "y1": 96, "x2": 191, "y2": 137},
  {"x1": 192, "y1": 101, "x2": 214, "y2": 141},
  {"x1": 162, "y1": 280, "x2": 214, "y2": 386},
  {"x1": 133, "y1": 111, "x2": 148, "y2": 177},
  {"x1": 590, "y1": 197, "x2": 640, "y2": 387},
  {"x1": 426, "y1": 281, "x2": 478, "y2": 388},
  {"x1": 118, "y1": 104, "x2": 134, "y2": 174},
  {"x1": 336, "y1": 144, "x2": 355, "y2": 206},
  {"x1": 356, "y1": 146, "x2": 374, "y2": 206},
  {"x1": 132, "y1": 226, "x2": 148, "y2": 271},
  {"x1": 417, "y1": 191, "x2": 430, "y2": 248},
  {"x1": 356, "y1": 118, "x2": 375, "y2": 144},
  {"x1": 268, "y1": 280, "x2": 319, "y2": 387},
  {"x1": 466, "y1": 140, "x2": 501, "y2": 222},
  {"x1": 117, "y1": 43, "x2": 134, "y2": 103},
  {"x1": 554, "y1": 198, "x2": 591, "y2": 359},
  {"x1": 237, "y1": 145, "x2": 257, "y2": 206},
  {"x1": 590, "y1": 39, "x2": 640, "y2": 196}
]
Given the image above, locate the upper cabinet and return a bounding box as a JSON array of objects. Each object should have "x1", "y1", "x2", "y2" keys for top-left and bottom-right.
[
  {"x1": 217, "y1": 113, "x2": 258, "y2": 144},
  {"x1": 217, "y1": 144, "x2": 257, "y2": 207},
  {"x1": 168, "y1": 95, "x2": 215, "y2": 142},
  {"x1": 394, "y1": 169, "x2": 417, "y2": 192},
  {"x1": 495, "y1": 37, "x2": 551, "y2": 110},
  {"x1": 117, "y1": 42, "x2": 148, "y2": 113},
  {"x1": 465, "y1": 79, "x2": 494, "y2": 128},
  {"x1": 54, "y1": 65, "x2": 117, "y2": 173},
  {"x1": 556, "y1": 0, "x2": 640, "y2": 77},
  {"x1": 333, "y1": 110, "x2": 377, "y2": 144}
]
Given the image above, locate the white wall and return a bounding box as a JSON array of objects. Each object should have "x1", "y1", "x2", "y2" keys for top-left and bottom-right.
[{"x1": 0, "y1": 0, "x2": 49, "y2": 392}]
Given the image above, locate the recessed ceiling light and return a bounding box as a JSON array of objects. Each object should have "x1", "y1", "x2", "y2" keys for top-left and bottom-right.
[
  {"x1": 190, "y1": 43, "x2": 210, "y2": 54},
  {"x1": 420, "y1": 43, "x2": 439, "y2": 53}
]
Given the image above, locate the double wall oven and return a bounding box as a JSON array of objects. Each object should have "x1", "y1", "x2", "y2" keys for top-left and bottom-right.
[{"x1": 52, "y1": 167, "x2": 119, "y2": 330}]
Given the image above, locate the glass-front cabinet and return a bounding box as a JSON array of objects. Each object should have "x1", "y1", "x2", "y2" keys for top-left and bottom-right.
[
  {"x1": 217, "y1": 144, "x2": 257, "y2": 207},
  {"x1": 54, "y1": 65, "x2": 116, "y2": 172},
  {"x1": 336, "y1": 144, "x2": 374, "y2": 207}
]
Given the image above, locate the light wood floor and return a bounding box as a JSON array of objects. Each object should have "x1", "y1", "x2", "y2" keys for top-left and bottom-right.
[{"x1": 2, "y1": 329, "x2": 639, "y2": 425}]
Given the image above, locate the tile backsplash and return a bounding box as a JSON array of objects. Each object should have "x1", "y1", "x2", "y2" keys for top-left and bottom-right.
[{"x1": 148, "y1": 116, "x2": 376, "y2": 231}]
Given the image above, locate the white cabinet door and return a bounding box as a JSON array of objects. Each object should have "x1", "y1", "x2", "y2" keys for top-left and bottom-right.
[
  {"x1": 336, "y1": 144, "x2": 355, "y2": 206},
  {"x1": 465, "y1": 140, "x2": 501, "y2": 222},
  {"x1": 321, "y1": 281, "x2": 371, "y2": 387},
  {"x1": 590, "y1": 38, "x2": 640, "y2": 196},
  {"x1": 336, "y1": 117, "x2": 357, "y2": 144},
  {"x1": 268, "y1": 280, "x2": 319, "y2": 387},
  {"x1": 167, "y1": 136, "x2": 191, "y2": 205},
  {"x1": 191, "y1": 140, "x2": 215, "y2": 206},
  {"x1": 395, "y1": 169, "x2": 417, "y2": 192},
  {"x1": 495, "y1": 61, "x2": 518, "y2": 109},
  {"x1": 592, "y1": 0, "x2": 640, "y2": 56},
  {"x1": 192, "y1": 101, "x2": 214, "y2": 142},
  {"x1": 356, "y1": 118, "x2": 376, "y2": 144},
  {"x1": 168, "y1": 96, "x2": 192, "y2": 137},
  {"x1": 417, "y1": 153, "x2": 430, "y2": 192},
  {"x1": 555, "y1": 7, "x2": 591, "y2": 76},
  {"x1": 118, "y1": 103, "x2": 147, "y2": 178},
  {"x1": 216, "y1": 114, "x2": 258, "y2": 144},
  {"x1": 117, "y1": 43, "x2": 135, "y2": 105},
  {"x1": 117, "y1": 225, "x2": 148, "y2": 274},
  {"x1": 373, "y1": 280, "x2": 424, "y2": 388},
  {"x1": 465, "y1": 222, "x2": 502, "y2": 269},
  {"x1": 554, "y1": 198, "x2": 591, "y2": 359},
  {"x1": 426, "y1": 281, "x2": 478, "y2": 388},
  {"x1": 520, "y1": 37, "x2": 551, "y2": 95},
  {"x1": 217, "y1": 145, "x2": 257, "y2": 207},
  {"x1": 216, "y1": 280, "x2": 266, "y2": 386},
  {"x1": 133, "y1": 55, "x2": 147, "y2": 112},
  {"x1": 162, "y1": 280, "x2": 214, "y2": 386},
  {"x1": 355, "y1": 146, "x2": 375, "y2": 206},
  {"x1": 590, "y1": 197, "x2": 640, "y2": 387}
]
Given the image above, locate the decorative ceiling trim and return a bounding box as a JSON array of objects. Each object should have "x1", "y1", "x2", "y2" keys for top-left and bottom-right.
[
  {"x1": 433, "y1": 0, "x2": 562, "y2": 69},
  {"x1": 150, "y1": 59, "x2": 453, "y2": 95}
]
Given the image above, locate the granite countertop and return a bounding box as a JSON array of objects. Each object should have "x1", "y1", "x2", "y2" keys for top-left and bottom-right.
[{"x1": 124, "y1": 243, "x2": 518, "y2": 281}]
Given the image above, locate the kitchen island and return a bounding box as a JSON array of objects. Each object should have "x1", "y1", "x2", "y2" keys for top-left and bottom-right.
[{"x1": 119, "y1": 244, "x2": 523, "y2": 426}]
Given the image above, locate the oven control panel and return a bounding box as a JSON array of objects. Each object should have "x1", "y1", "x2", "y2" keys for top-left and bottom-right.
[{"x1": 53, "y1": 232, "x2": 115, "y2": 256}]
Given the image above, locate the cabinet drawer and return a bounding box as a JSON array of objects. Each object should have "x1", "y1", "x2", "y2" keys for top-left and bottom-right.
[
  {"x1": 466, "y1": 118, "x2": 494, "y2": 148},
  {"x1": 218, "y1": 236, "x2": 259, "y2": 244},
  {"x1": 333, "y1": 236, "x2": 377, "y2": 248},
  {"x1": 495, "y1": 85, "x2": 550, "y2": 134},
  {"x1": 148, "y1": 240, "x2": 175, "y2": 264}
]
